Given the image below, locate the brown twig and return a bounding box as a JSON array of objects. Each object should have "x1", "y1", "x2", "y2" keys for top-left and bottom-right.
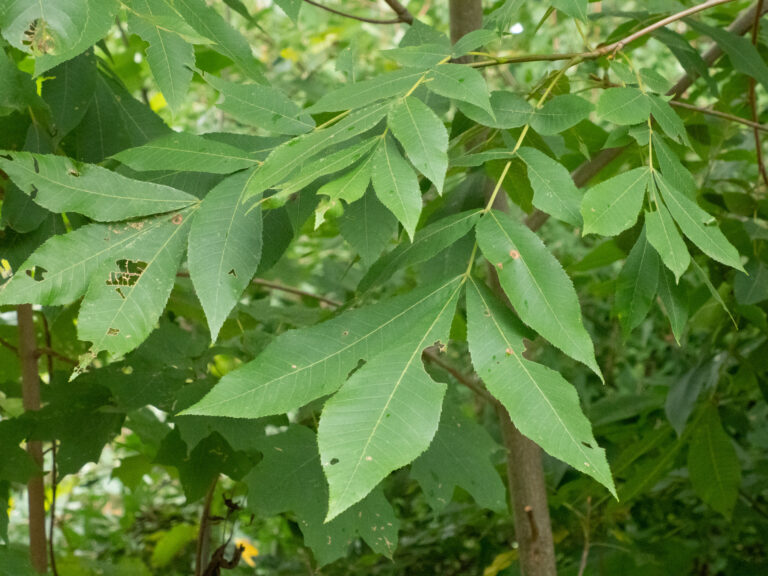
[
  {"x1": 739, "y1": 488, "x2": 768, "y2": 520},
  {"x1": 472, "y1": 0, "x2": 737, "y2": 68},
  {"x1": 34, "y1": 347, "x2": 77, "y2": 366},
  {"x1": 299, "y1": 0, "x2": 403, "y2": 24},
  {"x1": 421, "y1": 347, "x2": 497, "y2": 404},
  {"x1": 670, "y1": 100, "x2": 768, "y2": 132},
  {"x1": 749, "y1": 0, "x2": 768, "y2": 190},
  {"x1": 383, "y1": 0, "x2": 414, "y2": 24},
  {"x1": 0, "y1": 335, "x2": 19, "y2": 355}
]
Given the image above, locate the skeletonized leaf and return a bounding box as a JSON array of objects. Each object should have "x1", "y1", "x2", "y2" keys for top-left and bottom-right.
[
  {"x1": 389, "y1": 96, "x2": 448, "y2": 194},
  {"x1": 457, "y1": 90, "x2": 532, "y2": 129},
  {"x1": 614, "y1": 227, "x2": 659, "y2": 336},
  {"x1": 426, "y1": 64, "x2": 493, "y2": 115},
  {"x1": 596, "y1": 87, "x2": 650, "y2": 125},
  {"x1": 182, "y1": 276, "x2": 464, "y2": 418},
  {"x1": 319, "y1": 279, "x2": 463, "y2": 520},
  {"x1": 581, "y1": 167, "x2": 650, "y2": 237},
  {"x1": 517, "y1": 147, "x2": 581, "y2": 226},
  {"x1": 411, "y1": 396, "x2": 507, "y2": 512},
  {"x1": 308, "y1": 68, "x2": 424, "y2": 113},
  {"x1": 530, "y1": 94, "x2": 593, "y2": 135},
  {"x1": 476, "y1": 210, "x2": 601, "y2": 377},
  {"x1": 76, "y1": 207, "x2": 195, "y2": 364},
  {"x1": 0, "y1": 151, "x2": 197, "y2": 221},
  {"x1": 112, "y1": 132, "x2": 259, "y2": 174},
  {"x1": 127, "y1": 0, "x2": 194, "y2": 113},
  {"x1": 371, "y1": 135, "x2": 422, "y2": 241},
  {"x1": 655, "y1": 174, "x2": 744, "y2": 271},
  {"x1": 645, "y1": 204, "x2": 690, "y2": 282},
  {"x1": 688, "y1": 406, "x2": 741, "y2": 518},
  {"x1": 466, "y1": 279, "x2": 616, "y2": 496},
  {"x1": 188, "y1": 170, "x2": 262, "y2": 341},
  {"x1": 359, "y1": 210, "x2": 482, "y2": 291},
  {"x1": 205, "y1": 73, "x2": 315, "y2": 135}
]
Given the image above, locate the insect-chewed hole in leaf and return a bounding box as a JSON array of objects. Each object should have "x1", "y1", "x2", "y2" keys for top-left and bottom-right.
[
  {"x1": 22, "y1": 18, "x2": 55, "y2": 55},
  {"x1": 347, "y1": 358, "x2": 367, "y2": 379},
  {"x1": 581, "y1": 441, "x2": 593, "y2": 449},
  {"x1": 30, "y1": 184, "x2": 38, "y2": 199},
  {"x1": 106, "y1": 259, "x2": 147, "y2": 292},
  {"x1": 33, "y1": 157, "x2": 39, "y2": 173},
  {"x1": 67, "y1": 168, "x2": 80, "y2": 177},
  {"x1": 228, "y1": 268, "x2": 237, "y2": 278},
  {"x1": 25, "y1": 266, "x2": 47, "y2": 281},
  {"x1": 0, "y1": 153, "x2": 12, "y2": 161},
  {"x1": 107, "y1": 328, "x2": 120, "y2": 336},
  {"x1": 330, "y1": 458, "x2": 339, "y2": 466}
]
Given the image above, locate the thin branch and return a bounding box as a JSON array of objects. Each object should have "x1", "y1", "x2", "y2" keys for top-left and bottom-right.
[
  {"x1": 670, "y1": 100, "x2": 768, "y2": 132},
  {"x1": 749, "y1": 0, "x2": 768, "y2": 189},
  {"x1": 422, "y1": 347, "x2": 497, "y2": 404},
  {"x1": 195, "y1": 477, "x2": 218, "y2": 576},
  {"x1": 48, "y1": 442, "x2": 59, "y2": 576},
  {"x1": 383, "y1": 0, "x2": 414, "y2": 24},
  {"x1": 33, "y1": 347, "x2": 77, "y2": 366},
  {"x1": 472, "y1": 0, "x2": 737, "y2": 68},
  {"x1": 739, "y1": 489, "x2": 768, "y2": 520},
  {"x1": 576, "y1": 497, "x2": 592, "y2": 576},
  {"x1": 299, "y1": 0, "x2": 403, "y2": 24},
  {"x1": 0, "y1": 336, "x2": 19, "y2": 355}
]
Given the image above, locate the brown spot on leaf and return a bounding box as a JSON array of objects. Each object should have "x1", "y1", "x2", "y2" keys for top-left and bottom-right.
[
  {"x1": 496, "y1": 262, "x2": 503, "y2": 270},
  {"x1": 172, "y1": 213, "x2": 183, "y2": 225},
  {"x1": 505, "y1": 347, "x2": 514, "y2": 356},
  {"x1": 107, "y1": 328, "x2": 120, "y2": 336},
  {"x1": 128, "y1": 221, "x2": 144, "y2": 230},
  {"x1": 509, "y1": 249, "x2": 520, "y2": 259}
]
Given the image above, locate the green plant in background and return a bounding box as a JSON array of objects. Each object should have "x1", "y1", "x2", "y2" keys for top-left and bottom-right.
[{"x1": 1, "y1": 1, "x2": 767, "y2": 575}]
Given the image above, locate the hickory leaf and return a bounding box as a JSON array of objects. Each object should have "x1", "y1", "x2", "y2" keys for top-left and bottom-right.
[
  {"x1": 188, "y1": 170, "x2": 262, "y2": 342},
  {"x1": 388, "y1": 96, "x2": 448, "y2": 194},
  {"x1": 457, "y1": 91, "x2": 533, "y2": 129},
  {"x1": 530, "y1": 94, "x2": 593, "y2": 135},
  {"x1": 614, "y1": 227, "x2": 659, "y2": 337},
  {"x1": 426, "y1": 64, "x2": 493, "y2": 115},
  {"x1": 308, "y1": 68, "x2": 425, "y2": 113},
  {"x1": 371, "y1": 135, "x2": 422, "y2": 241},
  {"x1": 581, "y1": 167, "x2": 650, "y2": 237},
  {"x1": 318, "y1": 279, "x2": 463, "y2": 520},
  {"x1": 0, "y1": 151, "x2": 197, "y2": 221},
  {"x1": 517, "y1": 147, "x2": 581, "y2": 226},
  {"x1": 596, "y1": 87, "x2": 650, "y2": 125},
  {"x1": 645, "y1": 204, "x2": 690, "y2": 282},
  {"x1": 466, "y1": 279, "x2": 615, "y2": 496},
  {"x1": 476, "y1": 210, "x2": 601, "y2": 377},
  {"x1": 182, "y1": 276, "x2": 464, "y2": 418},
  {"x1": 338, "y1": 188, "x2": 398, "y2": 266}
]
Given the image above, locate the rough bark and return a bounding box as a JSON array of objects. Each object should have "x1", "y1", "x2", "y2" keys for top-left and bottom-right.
[{"x1": 18, "y1": 304, "x2": 47, "y2": 573}]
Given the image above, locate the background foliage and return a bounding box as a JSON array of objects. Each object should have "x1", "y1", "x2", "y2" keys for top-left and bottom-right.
[{"x1": 1, "y1": 0, "x2": 768, "y2": 574}]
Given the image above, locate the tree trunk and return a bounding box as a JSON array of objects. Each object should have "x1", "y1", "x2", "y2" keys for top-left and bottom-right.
[
  {"x1": 448, "y1": 1, "x2": 559, "y2": 574},
  {"x1": 18, "y1": 304, "x2": 47, "y2": 574}
]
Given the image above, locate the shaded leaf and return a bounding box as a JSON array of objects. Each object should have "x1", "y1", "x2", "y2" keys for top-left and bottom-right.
[
  {"x1": 426, "y1": 63, "x2": 492, "y2": 115},
  {"x1": 457, "y1": 90, "x2": 532, "y2": 129},
  {"x1": 339, "y1": 188, "x2": 398, "y2": 266},
  {"x1": 614, "y1": 227, "x2": 659, "y2": 336}
]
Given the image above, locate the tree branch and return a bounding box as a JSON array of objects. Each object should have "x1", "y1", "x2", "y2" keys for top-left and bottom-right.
[
  {"x1": 299, "y1": 0, "x2": 404, "y2": 24},
  {"x1": 749, "y1": 0, "x2": 768, "y2": 189},
  {"x1": 670, "y1": 99, "x2": 768, "y2": 132},
  {"x1": 383, "y1": 0, "x2": 414, "y2": 24},
  {"x1": 422, "y1": 347, "x2": 497, "y2": 403},
  {"x1": 0, "y1": 335, "x2": 18, "y2": 355}
]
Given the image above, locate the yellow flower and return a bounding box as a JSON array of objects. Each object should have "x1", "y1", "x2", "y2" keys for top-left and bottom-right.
[{"x1": 234, "y1": 538, "x2": 258, "y2": 567}]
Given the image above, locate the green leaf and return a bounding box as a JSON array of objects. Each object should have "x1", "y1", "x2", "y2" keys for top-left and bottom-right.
[
  {"x1": 382, "y1": 44, "x2": 451, "y2": 69},
  {"x1": 734, "y1": 260, "x2": 768, "y2": 305},
  {"x1": 1, "y1": 182, "x2": 49, "y2": 233},
  {"x1": 127, "y1": 0, "x2": 194, "y2": 113},
  {"x1": 359, "y1": 210, "x2": 482, "y2": 291},
  {"x1": 150, "y1": 524, "x2": 197, "y2": 568},
  {"x1": 243, "y1": 102, "x2": 389, "y2": 202},
  {"x1": 596, "y1": 87, "x2": 650, "y2": 125},
  {"x1": 655, "y1": 174, "x2": 744, "y2": 271},
  {"x1": 476, "y1": 210, "x2": 601, "y2": 377},
  {"x1": 486, "y1": 0, "x2": 525, "y2": 33},
  {"x1": 466, "y1": 279, "x2": 615, "y2": 496},
  {"x1": 317, "y1": 152, "x2": 374, "y2": 204},
  {"x1": 687, "y1": 20, "x2": 768, "y2": 93},
  {"x1": 614, "y1": 227, "x2": 659, "y2": 337},
  {"x1": 171, "y1": 0, "x2": 264, "y2": 80},
  {"x1": 245, "y1": 425, "x2": 399, "y2": 566},
  {"x1": 517, "y1": 147, "x2": 581, "y2": 226},
  {"x1": 188, "y1": 170, "x2": 262, "y2": 341},
  {"x1": 581, "y1": 167, "x2": 650, "y2": 237},
  {"x1": 0, "y1": 0, "x2": 119, "y2": 76},
  {"x1": 551, "y1": 0, "x2": 588, "y2": 21},
  {"x1": 388, "y1": 96, "x2": 448, "y2": 194},
  {"x1": 112, "y1": 132, "x2": 259, "y2": 174},
  {"x1": 645, "y1": 204, "x2": 690, "y2": 282},
  {"x1": 76, "y1": 207, "x2": 195, "y2": 363},
  {"x1": 652, "y1": 134, "x2": 698, "y2": 197},
  {"x1": 339, "y1": 188, "x2": 398, "y2": 266},
  {"x1": 687, "y1": 406, "x2": 741, "y2": 518},
  {"x1": 318, "y1": 279, "x2": 462, "y2": 520},
  {"x1": 451, "y1": 29, "x2": 498, "y2": 57},
  {"x1": 273, "y1": 0, "x2": 302, "y2": 22},
  {"x1": 657, "y1": 266, "x2": 688, "y2": 344},
  {"x1": 411, "y1": 396, "x2": 507, "y2": 512},
  {"x1": 0, "y1": 50, "x2": 46, "y2": 115},
  {"x1": 426, "y1": 63, "x2": 493, "y2": 115},
  {"x1": 530, "y1": 94, "x2": 593, "y2": 135},
  {"x1": 0, "y1": 151, "x2": 197, "y2": 221},
  {"x1": 308, "y1": 68, "x2": 424, "y2": 113},
  {"x1": 371, "y1": 134, "x2": 422, "y2": 241},
  {"x1": 457, "y1": 90, "x2": 533, "y2": 129},
  {"x1": 41, "y1": 50, "x2": 97, "y2": 137},
  {"x1": 276, "y1": 137, "x2": 379, "y2": 197},
  {"x1": 182, "y1": 276, "x2": 464, "y2": 418},
  {"x1": 648, "y1": 95, "x2": 690, "y2": 146},
  {"x1": 653, "y1": 28, "x2": 718, "y2": 96},
  {"x1": 204, "y1": 73, "x2": 315, "y2": 135}
]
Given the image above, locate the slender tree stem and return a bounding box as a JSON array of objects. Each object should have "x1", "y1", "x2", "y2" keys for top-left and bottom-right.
[
  {"x1": 195, "y1": 478, "x2": 218, "y2": 576},
  {"x1": 748, "y1": 0, "x2": 768, "y2": 190},
  {"x1": 422, "y1": 348, "x2": 496, "y2": 403},
  {"x1": 40, "y1": 311, "x2": 59, "y2": 576},
  {"x1": 670, "y1": 100, "x2": 768, "y2": 132},
  {"x1": 18, "y1": 304, "x2": 47, "y2": 574},
  {"x1": 299, "y1": 0, "x2": 405, "y2": 24},
  {"x1": 383, "y1": 0, "x2": 413, "y2": 24},
  {"x1": 0, "y1": 335, "x2": 19, "y2": 355}
]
